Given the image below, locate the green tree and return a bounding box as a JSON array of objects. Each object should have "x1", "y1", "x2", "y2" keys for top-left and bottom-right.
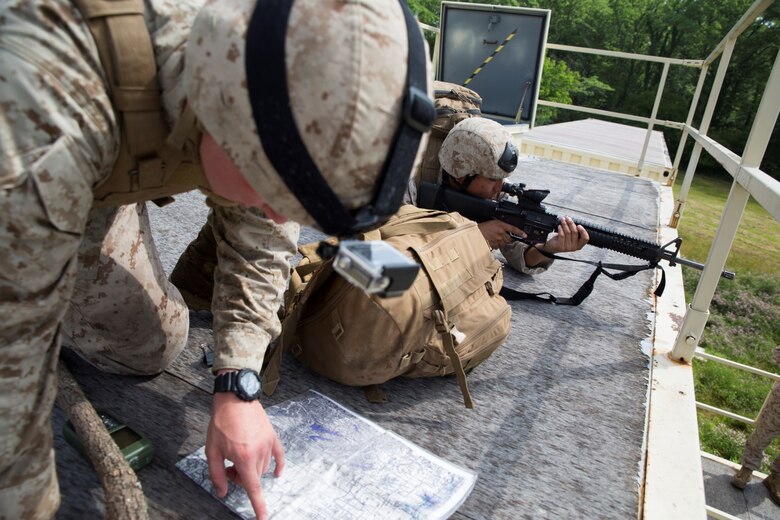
[
  {"x1": 408, "y1": 0, "x2": 778, "y2": 178},
  {"x1": 536, "y1": 57, "x2": 613, "y2": 124}
]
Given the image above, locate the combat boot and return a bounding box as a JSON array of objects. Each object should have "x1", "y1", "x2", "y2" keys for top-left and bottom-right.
[
  {"x1": 170, "y1": 221, "x2": 217, "y2": 311},
  {"x1": 731, "y1": 466, "x2": 753, "y2": 489},
  {"x1": 764, "y1": 471, "x2": 780, "y2": 506}
]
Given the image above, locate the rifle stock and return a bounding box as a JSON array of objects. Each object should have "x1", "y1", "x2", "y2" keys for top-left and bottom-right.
[{"x1": 417, "y1": 181, "x2": 734, "y2": 279}]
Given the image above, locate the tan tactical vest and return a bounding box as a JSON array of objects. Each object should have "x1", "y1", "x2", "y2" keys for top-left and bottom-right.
[{"x1": 75, "y1": 0, "x2": 214, "y2": 208}]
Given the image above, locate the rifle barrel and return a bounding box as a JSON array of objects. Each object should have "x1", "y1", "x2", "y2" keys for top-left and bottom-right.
[{"x1": 665, "y1": 256, "x2": 736, "y2": 280}]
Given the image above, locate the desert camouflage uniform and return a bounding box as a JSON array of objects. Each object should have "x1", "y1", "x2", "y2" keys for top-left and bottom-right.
[
  {"x1": 740, "y1": 346, "x2": 780, "y2": 474},
  {"x1": 403, "y1": 177, "x2": 550, "y2": 275},
  {"x1": 0, "y1": 1, "x2": 298, "y2": 518}
]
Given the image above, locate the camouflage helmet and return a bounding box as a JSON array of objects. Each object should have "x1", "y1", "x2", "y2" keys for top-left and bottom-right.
[
  {"x1": 439, "y1": 118, "x2": 519, "y2": 180},
  {"x1": 185, "y1": 0, "x2": 434, "y2": 236}
]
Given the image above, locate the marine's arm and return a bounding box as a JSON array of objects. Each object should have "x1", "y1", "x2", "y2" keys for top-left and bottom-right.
[
  {"x1": 500, "y1": 240, "x2": 552, "y2": 274},
  {"x1": 205, "y1": 203, "x2": 299, "y2": 519},
  {"x1": 516, "y1": 216, "x2": 589, "y2": 269}
]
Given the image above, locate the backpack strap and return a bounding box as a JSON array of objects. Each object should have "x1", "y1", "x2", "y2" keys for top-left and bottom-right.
[
  {"x1": 433, "y1": 310, "x2": 474, "y2": 409},
  {"x1": 75, "y1": 0, "x2": 167, "y2": 175},
  {"x1": 77, "y1": 0, "x2": 207, "y2": 209},
  {"x1": 261, "y1": 258, "x2": 334, "y2": 396}
]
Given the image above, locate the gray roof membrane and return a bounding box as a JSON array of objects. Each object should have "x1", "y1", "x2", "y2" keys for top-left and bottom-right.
[{"x1": 55, "y1": 158, "x2": 658, "y2": 519}]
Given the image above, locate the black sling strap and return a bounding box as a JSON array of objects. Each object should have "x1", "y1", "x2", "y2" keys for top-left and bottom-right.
[{"x1": 499, "y1": 246, "x2": 666, "y2": 306}]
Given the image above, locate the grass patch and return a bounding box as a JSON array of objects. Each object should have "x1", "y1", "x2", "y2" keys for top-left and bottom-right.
[
  {"x1": 674, "y1": 172, "x2": 780, "y2": 474},
  {"x1": 694, "y1": 356, "x2": 774, "y2": 416},
  {"x1": 676, "y1": 174, "x2": 780, "y2": 272},
  {"x1": 697, "y1": 414, "x2": 749, "y2": 463}
]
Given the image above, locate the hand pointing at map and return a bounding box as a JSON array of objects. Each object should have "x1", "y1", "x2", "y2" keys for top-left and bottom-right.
[{"x1": 206, "y1": 393, "x2": 285, "y2": 520}]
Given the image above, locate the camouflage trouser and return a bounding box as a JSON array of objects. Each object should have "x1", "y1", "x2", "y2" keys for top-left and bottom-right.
[
  {"x1": 741, "y1": 381, "x2": 780, "y2": 474},
  {"x1": 63, "y1": 204, "x2": 189, "y2": 375},
  {"x1": 0, "y1": 191, "x2": 189, "y2": 520},
  {"x1": 0, "y1": 201, "x2": 189, "y2": 520}
]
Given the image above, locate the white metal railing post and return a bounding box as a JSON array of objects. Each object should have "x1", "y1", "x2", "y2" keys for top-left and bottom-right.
[
  {"x1": 417, "y1": 22, "x2": 441, "y2": 78},
  {"x1": 669, "y1": 64, "x2": 709, "y2": 190},
  {"x1": 738, "y1": 47, "x2": 780, "y2": 179},
  {"x1": 671, "y1": 182, "x2": 749, "y2": 363},
  {"x1": 671, "y1": 46, "x2": 780, "y2": 363},
  {"x1": 703, "y1": 0, "x2": 775, "y2": 67},
  {"x1": 637, "y1": 62, "x2": 670, "y2": 179},
  {"x1": 669, "y1": 38, "x2": 737, "y2": 230},
  {"x1": 431, "y1": 27, "x2": 441, "y2": 80}
]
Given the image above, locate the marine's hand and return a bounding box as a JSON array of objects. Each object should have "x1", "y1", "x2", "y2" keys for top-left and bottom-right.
[
  {"x1": 541, "y1": 216, "x2": 589, "y2": 253},
  {"x1": 479, "y1": 220, "x2": 525, "y2": 249},
  {"x1": 206, "y1": 391, "x2": 285, "y2": 520}
]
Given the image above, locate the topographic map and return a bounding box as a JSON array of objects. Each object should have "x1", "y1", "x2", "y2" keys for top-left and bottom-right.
[{"x1": 177, "y1": 390, "x2": 476, "y2": 519}]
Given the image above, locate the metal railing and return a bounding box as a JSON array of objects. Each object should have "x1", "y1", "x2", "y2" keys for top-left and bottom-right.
[
  {"x1": 420, "y1": 2, "x2": 779, "y2": 517},
  {"x1": 695, "y1": 349, "x2": 780, "y2": 520},
  {"x1": 668, "y1": 0, "x2": 779, "y2": 363},
  {"x1": 540, "y1": 43, "x2": 697, "y2": 182},
  {"x1": 694, "y1": 347, "x2": 780, "y2": 426}
]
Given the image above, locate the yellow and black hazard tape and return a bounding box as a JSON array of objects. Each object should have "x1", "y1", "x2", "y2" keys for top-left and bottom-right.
[{"x1": 463, "y1": 28, "x2": 518, "y2": 86}]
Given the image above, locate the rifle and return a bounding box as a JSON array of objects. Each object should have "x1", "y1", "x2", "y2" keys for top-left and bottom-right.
[{"x1": 417, "y1": 180, "x2": 734, "y2": 280}]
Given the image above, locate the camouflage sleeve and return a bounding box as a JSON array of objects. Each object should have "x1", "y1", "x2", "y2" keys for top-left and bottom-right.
[
  {"x1": 402, "y1": 174, "x2": 418, "y2": 206},
  {"x1": 499, "y1": 241, "x2": 552, "y2": 275},
  {"x1": 494, "y1": 191, "x2": 550, "y2": 275},
  {"x1": 208, "y1": 204, "x2": 300, "y2": 373}
]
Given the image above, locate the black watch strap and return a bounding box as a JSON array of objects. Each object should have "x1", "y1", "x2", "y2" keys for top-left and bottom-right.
[
  {"x1": 213, "y1": 369, "x2": 262, "y2": 401},
  {"x1": 213, "y1": 371, "x2": 238, "y2": 393}
]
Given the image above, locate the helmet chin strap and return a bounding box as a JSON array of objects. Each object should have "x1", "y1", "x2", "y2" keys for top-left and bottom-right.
[
  {"x1": 442, "y1": 170, "x2": 477, "y2": 193},
  {"x1": 244, "y1": 0, "x2": 434, "y2": 237},
  {"x1": 459, "y1": 174, "x2": 478, "y2": 192}
]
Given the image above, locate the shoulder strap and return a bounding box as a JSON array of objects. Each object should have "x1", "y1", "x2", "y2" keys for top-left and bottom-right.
[
  {"x1": 261, "y1": 258, "x2": 334, "y2": 396},
  {"x1": 75, "y1": 0, "x2": 167, "y2": 164},
  {"x1": 77, "y1": 0, "x2": 209, "y2": 207},
  {"x1": 433, "y1": 310, "x2": 473, "y2": 409}
]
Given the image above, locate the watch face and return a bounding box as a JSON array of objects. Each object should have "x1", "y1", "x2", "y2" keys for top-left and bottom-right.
[{"x1": 237, "y1": 369, "x2": 261, "y2": 399}]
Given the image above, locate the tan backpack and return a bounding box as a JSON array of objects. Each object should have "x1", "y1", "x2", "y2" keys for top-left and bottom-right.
[
  {"x1": 264, "y1": 206, "x2": 511, "y2": 408},
  {"x1": 414, "y1": 81, "x2": 483, "y2": 186}
]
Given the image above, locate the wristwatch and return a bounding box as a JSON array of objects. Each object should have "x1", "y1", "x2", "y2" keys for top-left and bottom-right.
[{"x1": 213, "y1": 369, "x2": 262, "y2": 401}]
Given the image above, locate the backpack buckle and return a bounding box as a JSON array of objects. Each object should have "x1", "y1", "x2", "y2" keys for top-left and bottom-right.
[
  {"x1": 404, "y1": 86, "x2": 435, "y2": 134},
  {"x1": 433, "y1": 309, "x2": 451, "y2": 334}
]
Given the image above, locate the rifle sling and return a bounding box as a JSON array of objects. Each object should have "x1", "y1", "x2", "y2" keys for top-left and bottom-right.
[{"x1": 499, "y1": 245, "x2": 666, "y2": 306}]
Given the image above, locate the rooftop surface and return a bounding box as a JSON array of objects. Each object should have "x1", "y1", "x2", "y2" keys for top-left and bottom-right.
[
  {"x1": 51, "y1": 158, "x2": 779, "y2": 519},
  {"x1": 523, "y1": 119, "x2": 673, "y2": 168},
  {"x1": 54, "y1": 158, "x2": 662, "y2": 518}
]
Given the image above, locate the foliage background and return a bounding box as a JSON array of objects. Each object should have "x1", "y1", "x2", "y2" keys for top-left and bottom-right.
[{"x1": 408, "y1": 0, "x2": 779, "y2": 179}]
